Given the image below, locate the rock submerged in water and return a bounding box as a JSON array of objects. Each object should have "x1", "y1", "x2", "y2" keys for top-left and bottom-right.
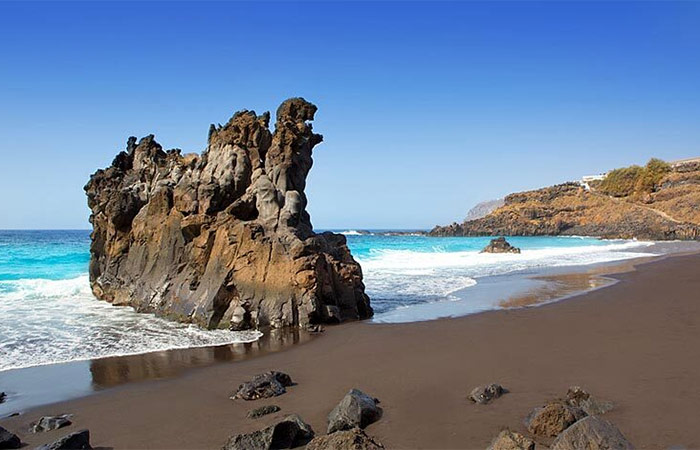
[
  {"x1": 0, "y1": 392, "x2": 5, "y2": 404},
  {"x1": 85, "y1": 98, "x2": 372, "y2": 330},
  {"x1": 232, "y1": 371, "x2": 293, "y2": 401},
  {"x1": 525, "y1": 401, "x2": 586, "y2": 437},
  {"x1": 468, "y1": 383, "x2": 507, "y2": 404},
  {"x1": 486, "y1": 429, "x2": 534, "y2": 450},
  {"x1": 223, "y1": 414, "x2": 314, "y2": 450},
  {"x1": 247, "y1": 405, "x2": 281, "y2": 419},
  {"x1": 327, "y1": 389, "x2": 382, "y2": 434},
  {"x1": 0, "y1": 426, "x2": 21, "y2": 449},
  {"x1": 30, "y1": 415, "x2": 73, "y2": 433},
  {"x1": 36, "y1": 430, "x2": 91, "y2": 450},
  {"x1": 306, "y1": 428, "x2": 384, "y2": 450},
  {"x1": 551, "y1": 416, "x2": 634, "y2": 450},
  {"x1": 481, "y1": 237, "x2": 521, "y2": 254}
]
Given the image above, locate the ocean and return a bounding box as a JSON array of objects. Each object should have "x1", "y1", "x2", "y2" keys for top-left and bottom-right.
[{"x1": 0, "y1": 229, "x2": 658, "y2": 372}]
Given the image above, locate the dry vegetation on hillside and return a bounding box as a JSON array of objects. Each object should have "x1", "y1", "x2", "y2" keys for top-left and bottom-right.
[{"x1": 431, "y1": 159, "x2": 700, "y2": 240}]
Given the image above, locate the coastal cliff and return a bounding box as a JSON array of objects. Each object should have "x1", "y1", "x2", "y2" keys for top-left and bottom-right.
[
  {"x1": 431, "y1": 159, "x2": 700, "y2": 240},
  {"x1": 85, "y1": 98, "x2": 372, "y2": 330}
]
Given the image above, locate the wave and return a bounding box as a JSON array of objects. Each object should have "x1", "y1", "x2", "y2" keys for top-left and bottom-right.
[
  {"x1": 0, "y1": 275, "x2": 93, "y2": 299},
  {"x1": 358, "y1": 240, "x2": 654, "y2": 272},
  {"x1": 357, "y1": 240, "x2": 655, "y2": 315},
  {"x1": 0, "y1": 275, "x2": 262, "y2": 372},
  {"x1": 340, "y1": 230, "x2": 369, "y2": 236}
]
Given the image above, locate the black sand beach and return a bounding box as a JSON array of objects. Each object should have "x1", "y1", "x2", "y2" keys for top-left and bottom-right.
[{"x1": 2, "y1": 251, "x2": 700, "y2": 448}]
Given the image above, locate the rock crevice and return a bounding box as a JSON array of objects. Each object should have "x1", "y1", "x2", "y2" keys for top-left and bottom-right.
[{"x1": 85, "y1": 98, "x2": 372, "y2": 330}]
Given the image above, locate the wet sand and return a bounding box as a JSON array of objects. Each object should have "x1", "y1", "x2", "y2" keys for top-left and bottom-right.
[
  {"x1": 0, "y1": 329, "x2": 316, "y2": 415},
  {"x1": 2, "y1": 252, "x2": 700, "y2": 449}
]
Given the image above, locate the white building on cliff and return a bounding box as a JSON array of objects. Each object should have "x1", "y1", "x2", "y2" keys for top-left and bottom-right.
[{"x1": 580, "y1": 173, "x2": 607, "y2": 190}]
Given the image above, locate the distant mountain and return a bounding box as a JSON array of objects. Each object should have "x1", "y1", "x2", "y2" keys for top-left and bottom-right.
[
  {"x1": 431, "y1": 159, "x2": 700, "y2": 240},
  {"x1": 464, "y1": 199, "x2": 505, "y2": 221}
]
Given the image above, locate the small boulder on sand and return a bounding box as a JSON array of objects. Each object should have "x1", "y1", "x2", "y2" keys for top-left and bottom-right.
[
  {"x1": 223, "y1": 414, "x2": 314, "y2": 450},
  {"x1": 481, "y1": 237, "x2": 521, "y2": 254},
  {"x1": 328, "y1": 389, "x2": 383, "y2": 434},
  {"x1": 565, "y1": 386, "x2": 614, "y2": 415},
  {"x1": 525, "y1": 401, "x2": 586, "y2": 437},
  {"x1": 469, "y1": 383, "x2": 507, "y2": 404},
  {"x1": 0, "y1": 426, "x2": 21, "y2": 449},
  {"x1": 247, "y1": 405, "x2": 281, "y2": 419},
  {"x1": 487, "y1": 429, "x2": 535, "y2": 450},
  {"x1": 551, "y1": 416, "x2": 634, "y2": 450},
  {"x1": 306, "y1": 428, "x2": 384, "y2": 450},
  {"x1": 30, "y1": 414, "x2": 73, "y2": 433},
  {"x1": 231, "y1": 371, "x2": 293, "y2": 401},
  {"x1": 36, "y1": 430, "x2": 91, "y2": 450}
]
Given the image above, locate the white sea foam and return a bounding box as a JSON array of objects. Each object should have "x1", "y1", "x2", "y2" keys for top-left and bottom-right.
[
  {"x1": 0, "y1": 275, "x2": 262, "y2": 372},
  {"x1": 340, "y1": 230, "x2": 364, "y2": 235},
  {"x1": 358, "y1": 240, "x2": 656, "y2": 317}
]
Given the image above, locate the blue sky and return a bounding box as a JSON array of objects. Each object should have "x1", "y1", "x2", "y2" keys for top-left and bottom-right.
[{"x1": 1, "y1": 1, "x2": 699, "y2": 230}]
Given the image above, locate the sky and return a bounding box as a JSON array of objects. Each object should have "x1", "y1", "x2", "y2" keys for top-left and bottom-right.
[{"x1": 1, "y1": 1, "x2": 699, "y2": 230}]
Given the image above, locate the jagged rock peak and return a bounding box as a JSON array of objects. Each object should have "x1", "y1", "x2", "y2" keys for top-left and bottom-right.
[{"x1": 85, "y1": 98, "x2": 372, "y2": 331}]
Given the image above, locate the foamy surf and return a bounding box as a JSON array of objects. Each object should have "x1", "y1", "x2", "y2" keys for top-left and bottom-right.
[
  {"x1": 356, "y1": 239, "x2": 656, "y2": 317},
  {"x1": 0, "y1": 275, "x2": 262, "y2": 372}
]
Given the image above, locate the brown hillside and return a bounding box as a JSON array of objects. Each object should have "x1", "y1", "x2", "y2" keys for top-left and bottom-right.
[{"x1": 431, "y1": 160, "x2": 700, "y2": 240}]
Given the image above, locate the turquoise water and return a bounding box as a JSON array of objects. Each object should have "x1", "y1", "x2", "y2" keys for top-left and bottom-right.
[
  {"x1": 0, "y1": 230, "x2": 655, "y2": 371},
  {"x1": 0, "y1": 230, "x2": 89, "y2": 282},
  {"x1": 341, "y1": 231, "x2": 654, "y2": 315},
  {"x1": 346, "y1": 232, "x2": 626, "y2": 260}
]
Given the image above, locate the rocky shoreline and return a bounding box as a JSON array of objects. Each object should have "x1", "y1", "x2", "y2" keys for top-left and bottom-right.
[
  {"x1": 85, "y1": 98, "x2": 371, "y2": 331},
  {"x1": 431, "y1": 159, "x2": 700, "y2": 240}
]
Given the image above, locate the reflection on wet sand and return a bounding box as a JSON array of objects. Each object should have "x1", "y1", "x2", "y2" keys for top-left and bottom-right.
[
  {"x1": 498, "y1": 271, "x2": 613, "y2": 308},
  {"x1": 89, "y1": 328, "x2": 315, "y2": 389},
  {"x1": 0, "y1": 328, "x2": 316, "y2": 415}
]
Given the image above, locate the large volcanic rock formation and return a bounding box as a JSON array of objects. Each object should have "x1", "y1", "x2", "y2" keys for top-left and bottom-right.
[{"x1": 85, "y1": 98, "x2": 372, "y2": 330}]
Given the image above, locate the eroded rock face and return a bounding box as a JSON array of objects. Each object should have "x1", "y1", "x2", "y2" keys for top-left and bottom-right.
[{"x1": 85, "y1": 98, "x2": 372, "y2": 330}]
